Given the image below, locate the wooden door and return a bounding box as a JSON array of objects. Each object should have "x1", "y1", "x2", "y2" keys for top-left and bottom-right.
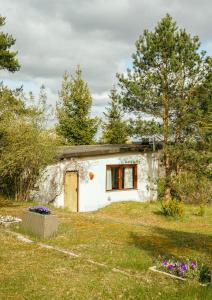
[{"x1": 64, "y1": 171, "x2": 78, "y2": 212}]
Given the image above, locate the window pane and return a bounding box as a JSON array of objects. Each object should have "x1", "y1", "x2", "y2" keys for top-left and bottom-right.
[
  {"x1": 123, "y1": 167, "x2": 134, "y2": 189},
  {"x1": 111, "y1": 167, "x2": 119, "y2": 189},
  {"x1": 106, "y1": 167, "x2": 119, "y2": 190},
  {"x1": 106, "y1": 168, "x2": 112, "y2": 190}
]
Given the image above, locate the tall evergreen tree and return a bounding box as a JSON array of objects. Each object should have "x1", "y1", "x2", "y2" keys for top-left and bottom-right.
[
  {"x1": 117, "y1": 14, "x2": 211, "y2": 199},
  {"x1": 0, "y1": 16, "x2": 20, "y2": 72},
  {"x1": 102, "y1": 86, "x2": 128, "y2": 144},
  {"x1": 56, "y1": 66, "x2": 98, "y2": 145}
]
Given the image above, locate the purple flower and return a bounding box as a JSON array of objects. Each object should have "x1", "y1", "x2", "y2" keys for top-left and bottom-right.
[
  {"x1": 29, "y1": 206, "x2": 51, "y2": 215},
  {"x1": 163, "y1": 260, "x2": 168, "y2": 266},
  {"x1": 179, "y1": 263, "x2": 187, "y2": 273},
  {"x1": 191, "y1": 262, "x2": 197, "y2": 269},
  {"x1": 168, "y1": 264, "x2": 175, "y2": 270}
]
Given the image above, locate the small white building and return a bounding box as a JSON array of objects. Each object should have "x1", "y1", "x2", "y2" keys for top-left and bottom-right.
[{"x1": 34, "y1": 144, "x2": 160, "y2": 212}]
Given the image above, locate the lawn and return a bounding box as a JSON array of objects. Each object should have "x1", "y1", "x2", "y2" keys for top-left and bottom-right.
[{"x1": 0, "y1": 201, "x2": 212, "y2": 300}]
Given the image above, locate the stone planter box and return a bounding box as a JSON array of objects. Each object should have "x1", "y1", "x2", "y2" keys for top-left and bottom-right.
[{"x1": 22, "y1": 211, "x2": 58, "y2": 238}]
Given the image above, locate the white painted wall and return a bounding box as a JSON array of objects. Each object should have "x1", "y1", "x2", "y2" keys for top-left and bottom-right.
[{"x1": 34, "y1": 151, "x2": 159, "y2": 212}]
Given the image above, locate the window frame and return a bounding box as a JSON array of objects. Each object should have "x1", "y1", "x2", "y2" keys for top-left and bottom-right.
[{"x1": 106, "y1": 164, "x2": 138, "y2": 191}]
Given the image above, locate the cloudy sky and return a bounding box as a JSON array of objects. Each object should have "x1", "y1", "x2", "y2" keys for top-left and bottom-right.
[{"x1": 1, "y1": 0, "x2": 212, "y2": 121}]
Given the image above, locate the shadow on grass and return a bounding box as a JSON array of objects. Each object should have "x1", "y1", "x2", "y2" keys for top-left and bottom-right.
[
  {"x1": 0, "y1": 201, "x2": 23, "y2": 208},
  {"x1": 129, "y1": 226, "x2": 212, "y2": 261},
  {"x1": 152, "y1": 210, "x2": 165, "y2": 216}
]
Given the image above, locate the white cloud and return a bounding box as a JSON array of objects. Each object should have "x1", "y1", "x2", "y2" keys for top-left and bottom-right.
[{"x1": 0, "y1": 0, "x2": 211, "y2": 121}]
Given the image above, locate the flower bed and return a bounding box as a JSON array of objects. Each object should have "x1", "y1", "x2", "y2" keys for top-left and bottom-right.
[
  {"x1": 28, "y1": 206, "x2": 51, "y2": 215},
  {"x1": 150, "y1": 257, "x2": 211, "y2": 285},
  {"x1": 0, "y1": 215, "x2": 22, "y2": 227}
]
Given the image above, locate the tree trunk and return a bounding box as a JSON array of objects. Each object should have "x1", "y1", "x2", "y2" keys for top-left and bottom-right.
[
  {"x1": 163, "y1": 86, "x2": 171, "y2": 200},
  {"x1": 176, "y1": 161, "x2": 181, "y2": 176},
  {"x1": 164, "y1": 151, "x2": 171, "y2": 199}
]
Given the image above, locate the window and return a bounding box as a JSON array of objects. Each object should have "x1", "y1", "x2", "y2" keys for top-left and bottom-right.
[{"x1": 106, "y1": 164, "x2": 137, "y2": 191}]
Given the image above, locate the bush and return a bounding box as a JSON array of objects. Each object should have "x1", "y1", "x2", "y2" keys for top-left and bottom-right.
[
  {"x1": 157, "y1": 177, "x2": 166, "y2": 200},
  {"x1": 0, "y1": 120, "x2": 58, "y2": 201},
  {"x1": 0, "y1": 85, "x2": 60, "y2": 201},
  {"x1": 161, "y1": 198, "x2": 185, "y2": 218},
  {"x1": 199, "y1": 265, "x2": 211, "y2": 283},
  {"x1": 170, "y1": 172, "x2": 212, "y2": 204},
  {"x1": 157, "y1": 172, "x2": 212, "y2": 205},
  {"x1": 1, "y1": 124, "x2": 58, "y2": 201},
  {"x1": 198, "y1": 204, "x2": 206, "y2": 216}
]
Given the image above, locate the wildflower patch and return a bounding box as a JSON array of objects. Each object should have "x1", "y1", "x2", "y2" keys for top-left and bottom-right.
[{"x1": 150, "y1": 257, "x2": 211, "y2": 285}]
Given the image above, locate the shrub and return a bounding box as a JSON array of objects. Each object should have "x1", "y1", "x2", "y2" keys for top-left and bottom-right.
[
  {"x1": 0, "y1": 84, "x2": 60, "y2": 201},
  {"x1": 199, "y1": 265, "x2": 211, "y2": 283},
  {"x1": 170, "y1": 172, "x2": 212, "y2": 204},
  {"x1": 157, "y1": 177, "x2": 166, "y2": 200},
  {"x1": 198, "y1": 204, "x2": 206, "y2": 216},
  {"x1": 0, "y1": 120, "x2": 58, "y2": 201},
  {"x1": 161, "y1": 198, "x2": 185, "y2": 217},
  {"x1": 157, "y1": 172, "x2": 212, "y2": 205}
]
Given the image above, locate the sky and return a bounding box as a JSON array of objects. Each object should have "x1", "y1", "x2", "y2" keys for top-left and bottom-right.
[{"x1": 0, "y1": 0, "x2": 212, "y2": 121}]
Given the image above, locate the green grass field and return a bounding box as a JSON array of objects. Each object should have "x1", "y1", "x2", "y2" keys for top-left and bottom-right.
[{"x1": 0, "y1": 201, "x2": 211, "y2": 299}]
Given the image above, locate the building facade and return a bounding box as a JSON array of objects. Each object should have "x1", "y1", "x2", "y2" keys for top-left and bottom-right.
[{"x1": 33, "y1": 144, "x2": 160, "y2": 212}]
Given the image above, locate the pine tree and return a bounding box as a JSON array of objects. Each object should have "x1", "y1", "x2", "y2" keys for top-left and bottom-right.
[
  {"x1": 117, "y1": 14, "x2": 211, "y2": 199},
  {"x1": 102, "y1": 86, "x2": 128, "y2": 144},
  {"x1": 0, "y1": 16, "x2": 20, "y2": 72},
  {"x1": 56, "y1": 66, "x2": 99, "y2": 145}
]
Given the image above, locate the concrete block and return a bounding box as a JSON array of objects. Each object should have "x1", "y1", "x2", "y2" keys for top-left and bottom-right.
[{"x1": 22, "y1": 211, "x2": 58, "y2": 238}]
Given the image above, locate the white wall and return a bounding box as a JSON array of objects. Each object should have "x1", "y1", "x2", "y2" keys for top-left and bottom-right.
[
  {"x1": 45, "y1": 152, "x2": 158, "y2": 211},
  {"x1": 35, "y1": 151, "x2": 159, "y2": 212}
]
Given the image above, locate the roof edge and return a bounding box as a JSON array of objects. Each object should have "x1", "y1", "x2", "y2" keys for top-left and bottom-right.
[{"x1": 57, "y1": 143, "x2": 161, "y2": 160}]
